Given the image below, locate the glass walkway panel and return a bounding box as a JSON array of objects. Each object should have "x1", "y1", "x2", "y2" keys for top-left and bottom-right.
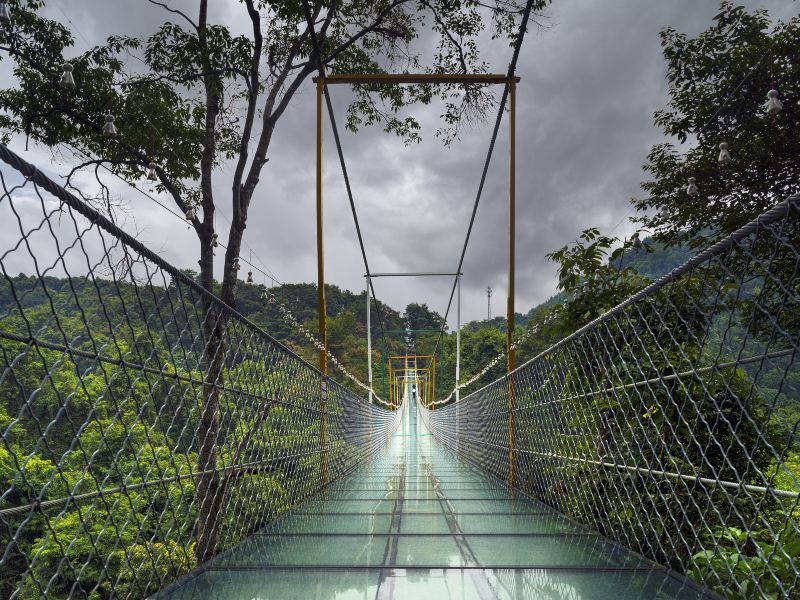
[{"x1": 157, "y1": 399, "x2": 716, "y2": 600}]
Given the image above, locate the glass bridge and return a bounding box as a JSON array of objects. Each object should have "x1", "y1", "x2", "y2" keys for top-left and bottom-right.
[
  {"x1": 156, "y1": 394, "x2": 716, "y2": 600},
  {"x1": 3, "y1": 146, "x2": 796, "y2": 600}
]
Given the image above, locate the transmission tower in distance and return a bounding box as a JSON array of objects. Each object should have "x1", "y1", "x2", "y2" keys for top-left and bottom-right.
[{"x1": 487, "y1": 286, "x2": 492, "y2": 321}]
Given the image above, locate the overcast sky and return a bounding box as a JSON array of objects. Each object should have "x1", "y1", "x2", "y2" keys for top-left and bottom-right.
[{"x1": 1, "y1": 0, "x2": 796, "y2": 328}]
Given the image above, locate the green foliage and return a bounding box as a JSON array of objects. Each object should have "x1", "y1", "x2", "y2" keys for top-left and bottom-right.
[
  {"x1": 0, "y1": 272, "x2": 385, "y2": 598},
  {"x1": 0, "y1": 0, "x2": 548, "y2": 205},
  {"x1": 545, "y1": 226, "x2": 653, "y2": 330},
  {"x1": 535, "y1": 224, "x2": 800, "y2": 594},
  {"x1": 689, "y1": 525, "x2": 800, "y2": 599},
  {"x1": 633, "y1": 1, "x2": 800, "y2": 247},
  {"x1": 516, "y1": 8, "x2": 800, "y2": 595}
]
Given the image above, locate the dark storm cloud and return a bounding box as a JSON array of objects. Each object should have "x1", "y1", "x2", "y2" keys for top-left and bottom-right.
[{"x1": 2, "y1": 0, "x2": 793, "y2": 326}]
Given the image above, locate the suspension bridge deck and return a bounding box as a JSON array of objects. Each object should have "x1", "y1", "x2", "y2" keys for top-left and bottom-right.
[{"x1": 156, "y1": 400, "x2": 715, "y2": 600}]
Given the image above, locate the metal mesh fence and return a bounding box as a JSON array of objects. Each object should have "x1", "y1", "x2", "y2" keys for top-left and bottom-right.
[
  {"x1": 421, "y1": 195, "x2": 800, "y2": 599},
  {"x1": 0, "y1": 145, "x2": 400, "y2": 599}
]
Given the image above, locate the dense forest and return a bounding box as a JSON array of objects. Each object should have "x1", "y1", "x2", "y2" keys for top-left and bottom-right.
[
  {"x1": 0, "y1": 269, "x2": 402, "y2": 597},
  {"x1": 4, "y1": 229, "x2": 797, "y2": 410}
]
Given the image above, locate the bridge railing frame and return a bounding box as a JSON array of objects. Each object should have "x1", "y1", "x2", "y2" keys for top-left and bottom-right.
[
  {"x1": 421, "y1": 194, "x2": 800, "y2": 598},
  {"x1": 0, "y1": 144, "x2": 401, "y2": 599}
]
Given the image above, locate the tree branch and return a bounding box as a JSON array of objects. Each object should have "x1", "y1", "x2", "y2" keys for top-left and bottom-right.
[
  {"x1": 239, "y1": 5, "x2": 322, "y2": 205},
  {"x1": 219, "y1": 393, "x2": 278, "y2": 498},
  {"x1": 119, "y1": 68, "x2": 253, "y2": 94},
  {"x1": 318, "y1": 0, "x2": 412, "y2": 67},
  {"x1": 239, "y1": 0, "x2": 414, "y2": 235},
  {"x1": 318, "y1": 0, "x2": 339, "y2": 41},
  {"x1": 197, "y1": 0, "x2": 219, "y2": 245},
  {"x1": 474, "y1": 0, "x2": 525, "y2": 14},
  {"x1": 145, "y1": 0, "x2": 199, "y2": 30},
  {"x1": 262, "y1": 22, "x2": 314, "y2": 118},
  {"x1": 230, "y1": 0, "x2": 263, "y2": 225},
  {"x1": 419, "y1": 0, "x2": 468, "y2": 73},
  {"x1": 64, "y1": 157, "x2": 139, "y2": 183}
]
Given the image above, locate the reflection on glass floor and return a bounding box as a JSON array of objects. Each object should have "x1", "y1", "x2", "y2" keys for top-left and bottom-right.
[{"x1": 156, "y1": 399, "x2": 717, "y2": 599}]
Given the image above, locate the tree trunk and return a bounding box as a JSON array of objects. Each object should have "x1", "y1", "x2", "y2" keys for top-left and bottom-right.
[{"x1": 195, "y1": 238, "x2": 226, "y2": 564}]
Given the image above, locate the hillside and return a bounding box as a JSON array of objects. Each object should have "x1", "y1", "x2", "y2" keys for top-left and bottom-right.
[{"x1": 3, "y1": 234, "x2": 794, "y2": 410}]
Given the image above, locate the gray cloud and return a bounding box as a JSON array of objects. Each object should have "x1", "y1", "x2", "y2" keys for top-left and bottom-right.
[{"x1": 1, "y1": 0, "x2": 793, "y2": 327}]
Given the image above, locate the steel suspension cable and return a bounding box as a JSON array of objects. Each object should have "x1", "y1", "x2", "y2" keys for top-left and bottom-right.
[
  {"x1": 429, "y1": 0, "x2": 540, "y2": 381},
  {"x1": 5, "y1": 38, "x2": 379, "y2": 384},
  {"x1": 300, "y1": 0, "x2": 391, "y2": 361}
]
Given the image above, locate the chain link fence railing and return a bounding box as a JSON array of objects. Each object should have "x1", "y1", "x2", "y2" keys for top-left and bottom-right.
[
  {"x1": 421, "y1": 194, "x2": 800, "y2": 599},
  {"x1": 0, "y1": 145, "x2": 401, "y2": 599}
]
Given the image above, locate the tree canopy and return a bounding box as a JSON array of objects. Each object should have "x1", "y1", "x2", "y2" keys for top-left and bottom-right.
[
  {"x1": 0, "y1": 0, "x2": 549, "y2": 306},
  {"x1": 633, "y1": 1, "x2": 799, "y2": 247}
]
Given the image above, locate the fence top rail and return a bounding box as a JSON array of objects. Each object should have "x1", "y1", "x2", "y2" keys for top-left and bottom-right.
[
  {"x1": 451, "y1": 193, "x2": 800, "y2": 405},
  {"x1": 0, "y1": 143, "x2": 361, "y2": 396}
]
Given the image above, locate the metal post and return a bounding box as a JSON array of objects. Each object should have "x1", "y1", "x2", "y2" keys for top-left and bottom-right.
[
  {"x1": 396, "y1": 373, "x2": 401, "y2": 409},
  {"x1": 431, "y1": 357, "x2": 436, "y2": 410},
  {"x1": 430, "y1": 356, "x2": 436, "y2": 410},
  {"x1": 456, "y1": 274, "x2": 461, "y2": 403},
  {"x1": 439, "y1": 343, "x2": 443, "y2": 400},
  {"x1": 316, "y1": 77, "x2": 328, "y2": 487},
  {"x1": 507, "y1": 77, "x2": 517, "y2": 488},
  {"x1": 366, "y1": 276, "x2": 373, "y2": 403},
  {"x1": 381, "y1": 338, "x2": 386, "y2": 399},
  {"x1": 456, "y1": 274, "x2": 462, "y2": 453}
]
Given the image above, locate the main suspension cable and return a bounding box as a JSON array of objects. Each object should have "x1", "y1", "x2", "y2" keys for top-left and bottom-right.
[
  {"x1": 300, "y1": 0, "x2": 392, "y2": 363},
  {"x1": 2, "y1": 43, "x2": 388, "y2": 391},
  {"x1": 429, "y1": 0, "x2": 540, "y2": 387}
]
